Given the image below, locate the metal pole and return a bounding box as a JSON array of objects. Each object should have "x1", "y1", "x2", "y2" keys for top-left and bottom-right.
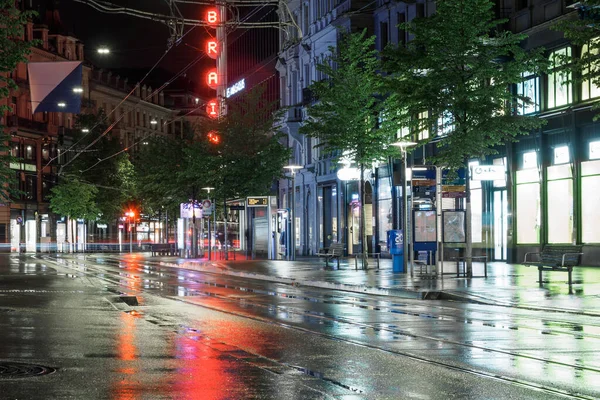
[
  {"x1": 291, "y1": 173, "x2": 296, "y2": 261},
  {"x1": 129, "y1": 218, "x2": 132, "y2": 253},
  {"x1": 212, "y1": 197, "x2": 216, "y2": 260},
  {"x1": 403, "y1": 151, "x2": 408, "y2": 273}
]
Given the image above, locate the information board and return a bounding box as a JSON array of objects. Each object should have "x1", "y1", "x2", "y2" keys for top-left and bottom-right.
[
  {"x1": 442, "y1": 210, "x2": 466, "y2": 243},
  {"x1": 413, "y1": 210, "x2": 437, "y2": 242}
]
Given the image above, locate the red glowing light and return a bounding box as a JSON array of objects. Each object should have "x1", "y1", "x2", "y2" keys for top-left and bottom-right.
[
  {"x1": 206, "y1": 99, "x2": 219, "y2": 119},
  {"x1": 207, "y1": 131, "x2": 220, "y2": 144},
  {"x1": 206, "y1": 69, "x2": 218, "y2": 89},
  {"x1": 207, "y1": 10, "x2": 218, "y2": 24},
  {"x1": 206, "y1": 40, "x2": 218, "y2": 59}
]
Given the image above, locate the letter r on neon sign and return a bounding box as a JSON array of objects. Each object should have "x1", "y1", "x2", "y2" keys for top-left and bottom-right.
[{"x1": 207, "y1": 41, "x2": 217, "y2": 56}]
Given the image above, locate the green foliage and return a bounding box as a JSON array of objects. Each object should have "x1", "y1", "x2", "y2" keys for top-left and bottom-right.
[
  {"x1": 301, "y1": 30, "x2": 399, "y2": 167},
  {"x1": 383, "y1": 0, "x2": 547, "y2": 171},
  {"x1": 553, "y1": 2, "x2": 600, "y2": 117},
  {"x1": 49, "y1": 177, "x2": 100, "y2": 220},
  {"x1": 0, "y1": 1, "x2": 39, "y2": 202},
  {"x1": 52, "y1": 112, "x2": 136, "y2": 222}
]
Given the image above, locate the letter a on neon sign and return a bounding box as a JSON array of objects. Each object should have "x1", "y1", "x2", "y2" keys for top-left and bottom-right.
[{"x1": 207, "y1": 69, "x2": 218, "y2": 89}]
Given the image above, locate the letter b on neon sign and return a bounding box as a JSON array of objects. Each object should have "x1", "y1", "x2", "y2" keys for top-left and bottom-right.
[{"x1": 207, "y1": 10, "x2": 218, "y2": 24}]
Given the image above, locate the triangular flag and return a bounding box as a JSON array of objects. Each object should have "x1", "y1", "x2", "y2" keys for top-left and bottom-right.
[{"x1": 28, "y1": 61, "x2": 83, "y2": 114}]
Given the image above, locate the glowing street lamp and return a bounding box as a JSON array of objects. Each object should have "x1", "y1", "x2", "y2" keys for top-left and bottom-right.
[{"x1": 97, "y1": 47, "x2": 110, "y2": 54}]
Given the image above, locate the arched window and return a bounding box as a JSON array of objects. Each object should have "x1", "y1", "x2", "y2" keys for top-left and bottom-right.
[{"x1": 547, "y1": 48, "x2": 572, "y2": 109}]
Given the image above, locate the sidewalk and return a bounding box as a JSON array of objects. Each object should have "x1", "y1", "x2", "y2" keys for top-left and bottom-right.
[{"x1": 161, "y1": 255, "x2": 600, "y2": 315}]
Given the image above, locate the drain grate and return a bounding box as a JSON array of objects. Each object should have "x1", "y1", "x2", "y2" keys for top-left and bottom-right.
[{"x1": 0, "y1": 362, "x2": 56, "y2": 378}]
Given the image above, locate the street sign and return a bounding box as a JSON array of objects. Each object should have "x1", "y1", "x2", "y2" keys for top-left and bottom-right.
[
  {"x1": 229, "y1": 205, "x2": 245, "y2": 211},
  {"x1": 202, "y1": 199, "x2": 212, "y2": 209}
]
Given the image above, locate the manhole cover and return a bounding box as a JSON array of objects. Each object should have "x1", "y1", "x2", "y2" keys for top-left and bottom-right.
[{"x1": 0, "y1": 362, "x2": 56, "y2": 378}]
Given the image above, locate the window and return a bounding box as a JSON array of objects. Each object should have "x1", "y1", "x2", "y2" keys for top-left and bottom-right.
[
  {"x1": 516, "y1": 72, "x2": 540, "y2": 114},
  {"x1": 581, "y1": 42, "x2": 600, "y2": 101},
  {"x1": 590, "y1": 140, "x2": 600, "y2": 160},
  {"x1": 516, "y1": 168, "x2": 540, "y2": 244},
  {"x1": 397, "y1": 12, "x2": 406, "y2": 46},
  {"x1": 523, "y1": 151, "x2": 537, "y2": 169},
  {"x1": 417, "y1": 111, "x2": 429, "y2": 140},
  {"x1": 547, "y1": 164, "x2": 573, "y2": 243},
  {"x1": 437, "y1": 110, "x2": 453, "y2": 136},
  {"x1": 380, "y1": 22, "x2": 389, "y2": 50},
  {"x1": 469, "y1": 161, "x2": 482, "y2": 243},
  {"x1": 553, "y1": 145, "x2": 570, "y2": 164},
  {"x1": 547, "y1": 48, "x2": 572, "y2": 109},
  {"x1": 581, "y1": 160, "x2": 600, "y2": 242}
]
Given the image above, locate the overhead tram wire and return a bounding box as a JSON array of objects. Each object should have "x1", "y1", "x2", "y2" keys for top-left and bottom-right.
[
  {"x1": 74, "y1": 0, "x2": 281, "y2": 174},
  {"x1": 55, "y1": 25, "x2": 201, "y2": 174}
]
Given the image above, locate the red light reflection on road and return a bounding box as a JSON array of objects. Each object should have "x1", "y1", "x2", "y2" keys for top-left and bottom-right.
[{"x1": 112, "y1": 312, "x2": 140, "y2": 400}]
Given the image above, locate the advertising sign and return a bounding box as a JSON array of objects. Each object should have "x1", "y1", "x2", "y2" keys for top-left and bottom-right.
[
  {"x1": 180, "y1": 202, "x2": 202, "y2": 219},
  {"x1": 470, "y1": 165, "x2": 505, "y2": 181},
  {"x1": 442, "y1": 210, "x2": 466, "y2": 243}
]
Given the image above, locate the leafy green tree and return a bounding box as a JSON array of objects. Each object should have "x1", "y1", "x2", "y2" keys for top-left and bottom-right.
[
  {"x1": 383, "y1": 0, "x2": 546, "y2": 273},
  {"x1": 0, "y1": 1, "x2": 38, "y2": 201},
  {"x1": 49, "y1": 177, "x2": 100, "y2": 250},
  {"x1": 300, "y1": 30, "x2": 398, "y2": 266},
  {"x1": 553, "y1": 2, "x2": 600, "y2": 116},
  {"x1": 54, "y1": 112, "x2": 136, "y2": 223}
]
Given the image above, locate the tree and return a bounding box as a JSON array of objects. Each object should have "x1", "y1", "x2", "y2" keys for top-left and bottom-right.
[
  {"x1": 0, "y1": 1, "x2": 38, "y2": 201},
  {"x1": 49, "y1": 177, "x2": 100, "y2": 251},
  {"x1": 554, "y1": 1, "x2": 600, "y2": 116},
  {"x1": 52, "y1": 112, "x2": 136, "y2": 224},
  {"x1": 383, "y1": 0, "x2": 547, "y2": 274},
  {"x1": 300, "y1": 30, "x2": 399, "y2": 266}
]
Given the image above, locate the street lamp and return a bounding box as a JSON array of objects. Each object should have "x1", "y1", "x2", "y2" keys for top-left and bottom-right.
[
  {"x1": 97, "y1": 47, "x2": 110, "y2": 54},
  {"x1": 284, "y1": 165, "x2": 302, "y2": 261},
  {"x1": 391, "y1": 141, "x2": 417, "y2": 273},
  {"x1": 202, "y1": 187, "x2": 215, "y2": 260}
]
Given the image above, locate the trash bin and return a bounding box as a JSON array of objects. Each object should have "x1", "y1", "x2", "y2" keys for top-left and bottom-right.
[{"x1": 387, "y1": 229, "x2": 404, "y2": 273}]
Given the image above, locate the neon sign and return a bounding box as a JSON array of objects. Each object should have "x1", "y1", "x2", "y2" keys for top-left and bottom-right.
[
  {"x1": 206, "y1": 40, "x2": 218, "y2": 59},
  {"x1": 206, "y1": 10, "x2": 218, "y2": 24},
  {"x1": 206, "y1": 69, "x2": 218, "y2": 89},
  {"x1": 206, "y1": 99, "x2": 219, "y2": 119},
  {"x1": 226, "y1": 79, "x2": 245, "y2": 98}
]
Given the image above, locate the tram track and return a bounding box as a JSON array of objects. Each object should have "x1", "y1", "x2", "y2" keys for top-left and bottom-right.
[{"x1": 40, "y1": 254, "x2": 600, "y2": 399}]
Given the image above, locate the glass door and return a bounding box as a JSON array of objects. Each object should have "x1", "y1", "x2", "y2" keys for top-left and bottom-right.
[{"x1": 493, "y1": 189, "x2": 508, "y2": 260}]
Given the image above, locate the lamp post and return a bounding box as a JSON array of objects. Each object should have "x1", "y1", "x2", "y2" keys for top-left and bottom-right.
[
  {"x1": 391, "y1": 141, "x2": 417, "y2": 273},
  {"x1": 284, "y1": 165, "x2": 302, "y2": 261},
  {"x1": 126, "y1": 210, "x2": 135, "y2": 253},
  {"x1": 202, "y1": 187, "x2": 215, "y2": 260}
]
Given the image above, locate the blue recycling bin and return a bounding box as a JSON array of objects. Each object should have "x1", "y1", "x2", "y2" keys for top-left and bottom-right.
[{"x1": 387, "y1": 229, "x2": 404, "y2": 273}]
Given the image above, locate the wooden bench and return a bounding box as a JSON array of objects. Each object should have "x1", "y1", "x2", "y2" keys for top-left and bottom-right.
[
  {"x1": 317, "y1": 243, "x2": 345, "y2": 267},
  {"x1": 523, "y1": 245, "x2": 583, "y2": 286},
  {"x1": 151, "y1": 243, "x2": 176, "y2": 257}
]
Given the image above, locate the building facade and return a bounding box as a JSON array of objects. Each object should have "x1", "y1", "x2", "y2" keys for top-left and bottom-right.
[{"x1": 278, "y1": 0, "x2": 600, "y2": 266}]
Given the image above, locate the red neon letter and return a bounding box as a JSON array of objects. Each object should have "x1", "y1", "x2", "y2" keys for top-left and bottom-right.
[
  {"x1": 206, "y1": 40, "x2": 218, "y2": 59},
  {"x1": 206, "y1": 99, "x2": 219, "y2": 119},
  {"x1": 207, "y1": 69, "x2": 218, "y2": 89},
  {"x1": 207, "y1": 10, "x2": 218, "y2": 24}
]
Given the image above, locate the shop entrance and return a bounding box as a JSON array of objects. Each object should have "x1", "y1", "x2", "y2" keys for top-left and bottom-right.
[{"x1": 493, "y1": 189, "x2": 508, "y2": 260}]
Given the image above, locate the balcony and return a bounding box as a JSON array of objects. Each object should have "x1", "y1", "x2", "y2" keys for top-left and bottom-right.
[{"x1": 17, "y1": 117, "x2": 48, "y2": 133}]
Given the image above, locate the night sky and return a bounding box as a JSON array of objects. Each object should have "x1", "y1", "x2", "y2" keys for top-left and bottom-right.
[{"x1": 34, "y1": 0, "x2": 217, "y2": 90}]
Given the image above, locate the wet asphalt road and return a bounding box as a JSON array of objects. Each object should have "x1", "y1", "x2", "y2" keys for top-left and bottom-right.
[{"x1": 0, "y1": 253, "x2": 598, "y2": 399}]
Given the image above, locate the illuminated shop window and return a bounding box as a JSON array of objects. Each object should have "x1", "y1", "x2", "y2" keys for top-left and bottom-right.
[
  {"x1": 523, "y1": 151, "x2": 537, "y2": 169},
  {"x1": 547, "y1": 48, "x2": 572, "y2": 109},
  {"x1": 553, "y1": 145, "x2": 570, "y2": 164},
  {"x1": 547, "y1": 164, "x2": 573, "y2": 244},
  {"x1": 590, "y1": 140, "x2": 600, "y2": 160},
  {"x1": 581, "y1": 160, "x2": 600, "y2": 243},
  {"x1": 516, "y1": 158, "x2": 540, "y2": 244}
]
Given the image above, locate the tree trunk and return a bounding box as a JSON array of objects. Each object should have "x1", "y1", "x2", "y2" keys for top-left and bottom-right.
[
  {"x1": 359, "y1": 163, "x2": 368, "y2": 269},
  {"x1": 465, "y1": 160, "x2": 472, "y2": 276}
]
